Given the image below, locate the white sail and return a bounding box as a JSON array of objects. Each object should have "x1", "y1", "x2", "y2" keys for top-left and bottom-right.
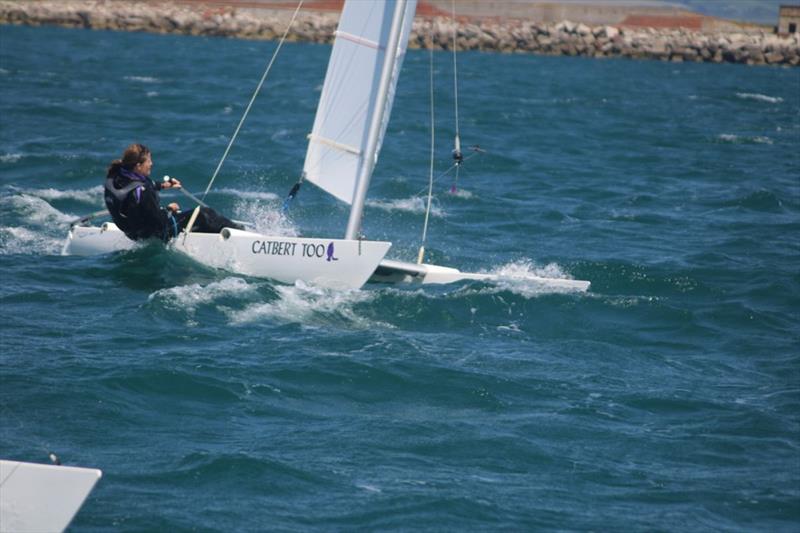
[{"x1": 302, "y1": 0, "x2": 417, "y2": 205}]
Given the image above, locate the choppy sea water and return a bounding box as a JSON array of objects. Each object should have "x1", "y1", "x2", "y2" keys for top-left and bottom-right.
[{"x1": 1, "y1": 24, "x2": 798, "y2": 531}]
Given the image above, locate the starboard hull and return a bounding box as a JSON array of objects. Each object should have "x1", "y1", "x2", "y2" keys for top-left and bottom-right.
[{"x1": 370, "y1": 258, "x2": 590, "y2": 291}]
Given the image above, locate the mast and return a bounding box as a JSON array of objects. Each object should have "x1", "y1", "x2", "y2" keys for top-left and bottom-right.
[{"x1": 344, "y1": 0, "x2": 408, "y2": 240}]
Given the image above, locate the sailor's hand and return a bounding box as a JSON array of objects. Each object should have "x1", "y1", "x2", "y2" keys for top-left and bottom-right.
[
  {"x1": 167, "y1": 202, "x2": 180, "y2": 213},
  {"x1": 162, "y1": 175, "x2": 182, "y2": 189}
]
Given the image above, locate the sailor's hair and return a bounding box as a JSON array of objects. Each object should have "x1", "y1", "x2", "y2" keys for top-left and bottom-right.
[{"x1": 107, "y1": 143, "x2": 150, "y2": 177}]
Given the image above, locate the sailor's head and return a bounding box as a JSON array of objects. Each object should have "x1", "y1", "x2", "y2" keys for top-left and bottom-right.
[{"x1": 121, "y1": 143, "x2": 152, "y2": 176}]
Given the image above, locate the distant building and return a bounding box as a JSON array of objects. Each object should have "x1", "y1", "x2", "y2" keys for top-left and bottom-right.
[{"x1": 779, "y1": 5, "x2": 800, "y2": 34}]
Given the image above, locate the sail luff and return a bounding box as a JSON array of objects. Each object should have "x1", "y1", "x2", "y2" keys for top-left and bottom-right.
[{"x1": 344, "y1": 0, "x2": 409, "y2": 239}]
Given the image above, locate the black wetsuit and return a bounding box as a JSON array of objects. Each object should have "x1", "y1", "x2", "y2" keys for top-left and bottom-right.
[{"x1": 104, "y1": 168, "x2": 241, "y2": 242}]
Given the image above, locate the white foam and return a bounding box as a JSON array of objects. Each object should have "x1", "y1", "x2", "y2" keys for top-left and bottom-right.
[
  {"x1": 215, "y1": 188, "x2": 280, "y2": 202},
  {"x1": 123, "y1": 75, "x2": 160, "y2": 83},
  {"x1": 355, "y1": 483, "x2": 382, "y2": 493},
  {"x1": 234, "y1": 201, "x2": 298, "y2": 237},
  {"x1": 367, "y1": 197, "x2": 444, "y2": 217},
  {"x1": 20, "y1": 185, "x2": 103, "y2": 204},
  {"x1": 489, "y1": 259, "x2": 571, "y2": 280},
  {"x1": 479, "y1": 259, "x2": 584, "y2": 297},
  {"x1": 146, "y1": 91, "x2": 159, "y2": 98},
  {"x1": 149, "y1": 277, "x2": 257, "y2": 312},
  {"x1": 227, "y1": 280, "x2": 384, "y2": 328},
  {"x1": 270, "y1": 128, "x2": 292, "y2": 141},
  {"x1": 736, "y1": 92, "x2": 783, "y2": 104},
  {"x1": 0, "y1": 194, "x2": 75, "y2": 225},
  {"x1": 0, "y1": 153, "x2": 22, "y2": 163},
  {"x1": 717, "y1": 134, "x2": 773, "y2": 145},
  {"x1": 447, "y1": 187, "x2": 474, "y2": 199},
  {"x1": 0, "y1": 226, "x2": 63, "y2": 255}
]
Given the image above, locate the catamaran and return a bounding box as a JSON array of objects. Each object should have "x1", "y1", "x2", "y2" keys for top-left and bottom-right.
[{"x1": 64, "y1": 0, "x2": 589, "y2": 292}]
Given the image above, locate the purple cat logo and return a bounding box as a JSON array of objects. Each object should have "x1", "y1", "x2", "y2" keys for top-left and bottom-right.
[{"x1": 326, "y1": 242, "x2": 338, "y2": 262}]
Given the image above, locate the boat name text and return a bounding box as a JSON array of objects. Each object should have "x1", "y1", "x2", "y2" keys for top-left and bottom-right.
[{"x1": 251, "y1": 240, "x2": 329, "y2": 259}]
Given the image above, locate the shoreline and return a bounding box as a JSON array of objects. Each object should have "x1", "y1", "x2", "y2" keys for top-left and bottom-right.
[{"x1": 1, "y1": 1, "x2": 798, "y2": 67}]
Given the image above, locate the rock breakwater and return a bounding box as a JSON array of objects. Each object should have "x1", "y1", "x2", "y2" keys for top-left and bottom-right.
[{"x1": 2, "y1": 1, "x2": 798, "y2": 67}]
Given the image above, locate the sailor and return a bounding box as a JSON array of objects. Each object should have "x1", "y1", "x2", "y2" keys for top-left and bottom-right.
[{"x1": 104, "y1": 143, "x2": 241, "y2": 242}]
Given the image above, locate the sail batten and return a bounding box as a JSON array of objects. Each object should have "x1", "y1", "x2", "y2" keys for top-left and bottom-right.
[
  {"x1": 335, "y1": 31, "x2": 383, "y2": 50},
  {"x1": 302, "y1": 0, "x2": 417, "y2": 207}
]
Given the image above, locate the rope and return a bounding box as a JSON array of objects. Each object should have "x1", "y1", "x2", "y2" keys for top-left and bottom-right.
[
  {"x1": 200, "y1": 0, "x2": 304, "y2": 201},
  {"x1": 418, "y1": 41, "x2": 436, "y2": 264},
  {"x1": 411, "y1": 150, "x2": 483, "y2": 199}
]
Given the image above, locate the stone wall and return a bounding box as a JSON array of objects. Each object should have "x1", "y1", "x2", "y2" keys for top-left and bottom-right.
[{"x1": 1, "y1": 1, "x2": 798, "y2": 66}]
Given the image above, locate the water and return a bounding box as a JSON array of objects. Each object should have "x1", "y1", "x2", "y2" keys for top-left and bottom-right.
[{"x1": 1, "y1": 24, "x2": 798, "y2": 531}]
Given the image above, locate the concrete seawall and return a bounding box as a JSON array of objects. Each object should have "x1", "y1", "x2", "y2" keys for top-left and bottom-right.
[{"x1": 2, "y1": 1, "x2": 798, "y2": 67}]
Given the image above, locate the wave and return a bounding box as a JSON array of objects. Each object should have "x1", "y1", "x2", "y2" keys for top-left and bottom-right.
[
  {"x1": 226, "y1": 280, "x2": 385, "y2": 328},
  {"x1": 736, "y1": 92, "x2": 783, "y2": 104},
  {"x1": 0, "y1": 226, "x2": 63, "y2": 255},
  {"x1": 16, "y1": 185, "x2": 103, "y2": 204},
  {"x1": 716, "y1": 134, "x2": 773, "y2": 145},
  {"x1": 717, "y1": 189, "x2": 785, "y2": 212},
  {"x1": 0, "y1": 194, "x2": 75, "y2": 225},
  {"x1": 367, "y1": 197, "x2": 444, "y2": 217},
  {"x1": 149, "y1": 277, "x2": 259, "y2": 322},
  {"x1": 123, "y1": 75, "x2": 160, "y2": 83},
  {"x1": 0, "y1": 153, "x2": 23, "y2": 163}
]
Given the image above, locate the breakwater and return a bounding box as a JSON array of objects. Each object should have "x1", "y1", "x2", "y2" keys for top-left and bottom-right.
[{"x1": 2, "y1": 1, "x2": 798, "y2": 67}]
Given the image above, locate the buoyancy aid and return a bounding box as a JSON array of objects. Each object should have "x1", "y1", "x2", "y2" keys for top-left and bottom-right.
[
  {"x1": 104, "y1": 176, "x2": 144, "y2": 237},
  {"x1": 103, "y1": 169, "x2": 171, "y2": 241}
]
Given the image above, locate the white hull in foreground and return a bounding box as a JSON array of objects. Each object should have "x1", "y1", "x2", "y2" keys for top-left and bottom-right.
[
  {"x1": 64, "y1": 224, "x2": 590, "y2": 292},
  {"x1": 0, "y1": 459, "x2": 102, "y2": 533}
]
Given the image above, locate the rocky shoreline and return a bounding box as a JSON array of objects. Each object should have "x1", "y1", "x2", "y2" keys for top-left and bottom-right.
[{"x1": 2, "y1": 1, "x2": 799, "y2": 67}]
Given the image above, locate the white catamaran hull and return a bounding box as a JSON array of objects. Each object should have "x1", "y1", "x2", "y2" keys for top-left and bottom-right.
[
  {"x1": 64, "y1": 223, "x2": 391, "y2": 290},
  {"x1": 370, "y1": 258, "x2": 590, "y2": 291},
  {"x1": 0, "y1": 459, "x2": 102, "y2": 533}
]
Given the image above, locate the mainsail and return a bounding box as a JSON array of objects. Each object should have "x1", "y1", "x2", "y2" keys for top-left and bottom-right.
[{"x1": 302, "y1": 0, "x2": 417, "y2": 206}]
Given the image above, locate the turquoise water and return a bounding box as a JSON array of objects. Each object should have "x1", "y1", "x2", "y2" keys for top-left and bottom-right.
[{"x1": 1, "y1": 24, "x2": 799, "y2": 531}]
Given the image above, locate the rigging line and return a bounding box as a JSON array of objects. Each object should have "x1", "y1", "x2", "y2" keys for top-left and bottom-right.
[
  {"x1": 411, "y1": 151, "x2": 482, "y2": 199},
  {"x1": 418, "y1": 39, "x2": 436, "y2": 264},
  {"x1": 201, "y1": 0, "x2": 304, "y2": 201}
]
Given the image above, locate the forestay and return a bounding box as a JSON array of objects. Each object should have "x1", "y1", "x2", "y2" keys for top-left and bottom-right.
[{"x1": 302, "y1": 0, "x2": 417, "y2": 205}]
